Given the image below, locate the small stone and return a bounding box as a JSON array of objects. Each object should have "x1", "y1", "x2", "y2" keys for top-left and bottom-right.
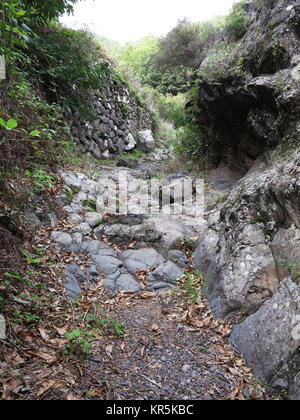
[
  {"x1": 148, "y1": 261, "x2": 182, "y2": 285},
  {"x1": 182, "y1": 364, "x2": 191, "y2": 373},
  {"x1": 0, "y1": 314, "x2": 6, "y2": 340}
]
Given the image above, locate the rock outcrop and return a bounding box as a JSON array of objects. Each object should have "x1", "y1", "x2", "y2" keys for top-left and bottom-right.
[
  {"x1": 188, "y1": 0, "x2": 300, "y2": 173},
  {"x1": 190, "y1": 0, "x2": 300, "y2": 399}
]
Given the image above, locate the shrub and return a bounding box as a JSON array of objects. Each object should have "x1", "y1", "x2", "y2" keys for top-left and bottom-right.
[
  {"x1": 26, "y1": 26, "x2": 111, "y2": 120},
  {"x1": 225, "y1": 1, "x2": 251, "y2": 42}
]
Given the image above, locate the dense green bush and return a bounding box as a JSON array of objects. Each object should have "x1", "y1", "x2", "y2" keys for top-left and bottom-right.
[
  {"x1": 155, "y1": 19, "x2": 203, "y2": 69},
  {"x1": 26, "y1": 26, "x2": 110, "y2": 120},
  {"x1": 225, "y1": 1, "x2": 250, "y2": 42}
]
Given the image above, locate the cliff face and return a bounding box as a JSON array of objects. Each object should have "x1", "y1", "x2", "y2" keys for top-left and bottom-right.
[
  {"x1": 188, "y1": 0, "x2": 300, "y2": 173},
  {"x1": 191, "y1": 0, "x2": 300, "y2": 399}
]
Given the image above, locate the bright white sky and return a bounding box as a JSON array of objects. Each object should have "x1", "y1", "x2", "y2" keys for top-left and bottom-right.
[{"x1": 60, "y1": 0, "x2": 236, "y2": 44}]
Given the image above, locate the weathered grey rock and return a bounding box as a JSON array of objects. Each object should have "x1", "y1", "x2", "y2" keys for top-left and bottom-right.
[
  {"x1": 124, "y1": 133, "x2": 136, "y2": 151},
  {"x1": 116, "y1": 274, "x2": 141, "y2": 292},
  {"x1": 0, "y1": 314, "x2": 6, "y2": 340},
  {"x1": 89, "y1": 265, "x2": 99, "y2": 277},
  {"x1": 120, "y1": 248, "x2": 164, "y2": 274},
  {"x1": 84, "y1": 212, "x2": 103, "y2": 228},
  {"x1": 90, "y1": 253, "x2": 122, "y2": 275},
  {"x1": 116, "y1": 157, "x2": 139, "y2": 169},
  {"x1": 231, "y1": 278, "x2": 300, "y2": 400},
  {"x1": 270, "y1": 226, "x2": 300, "y2": 279},
  {"x1": 81, "y1": 179, "x2": 97, "y2": 195},
  {"x1": 59, "y1": 171, "x2": 86, "y2": 188},
  {"x1": 137, "y1": 130, "x2": 155, "y2": 153},
  {"x1": 78, "y1": 239, "x2": 111, "y2": 254},
  {"x1": 51, "y1": 231, "x2": 73, "y2": 251},
  {"x1": 68, "y1": 214, "x2": 83, "y2": 224},
  {"x1": 65, "y1": 271, "x2": 82, "y2": 300},
  {"x1": 168, "y1": 250, "x2": 190, "y2": 268},
  {"x1": 193, "y1": 229, "x2": 220, "y2": 274},
  {"x1": 71, "y1": 222, "x2": 92, "y2": 235},
  {"x1": 148, "y1": 216, "x2": 197, "y2": 257},
  {"x1": 101, "y1": 222, "x2": 162, "y2": 246},
  {"x1": 148, "y1": 261, "x2": 182, "y2": 285},
  {"x1": 63, "y1": 203, "x2": 83, "y2": 214},
  {"x1": 72, "y1": 191, "x2": 87, "y2": 204},
  {"x1": 66, "y1": 262, "x2": 86, "y2": 283},
  {"x1": 204, "y1": 224, "x2": 279, "y2": 318},
  {"x1": 149, "y1": 281, "x2": 175, "y2": 290}
]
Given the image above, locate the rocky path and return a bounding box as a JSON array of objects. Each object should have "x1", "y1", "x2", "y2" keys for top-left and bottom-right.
[{"x1": 47, "y1": 144, "x2": 266, "y2": 400}]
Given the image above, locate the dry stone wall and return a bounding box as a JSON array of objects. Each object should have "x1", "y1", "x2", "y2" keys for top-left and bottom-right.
[{"x1": 69, "y1": 63, "x2": 154, "y2": 159}]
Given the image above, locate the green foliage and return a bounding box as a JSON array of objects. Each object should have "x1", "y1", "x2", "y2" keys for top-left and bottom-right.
[
  {"x1": 225, "y1": 1, "x2": 251, "y2": 42},
  {"x1": 22, "y1": 0, "x2": 78, "y2": 25},
  {"x1": 83, "y1": 199, "x2": 97, "y2": 212},
  {"x1": 0, "y1": 0, "x2": 33, "y2": 68},
  {"x1": 65, "y1": 329, "x2": 95, "y2": 356},
  {"x1": 118, "y1": 36, "x2": 193, "y2": 95},
  {"x1": 25, "y1": 168, "x2": 56, "y2": 192},
  {"x1": 156, "y1": 18, "x2": 214, "y2": 70},
  {"x1": 26, "y1": 26, "x2": 110, "y2": 120},
  {"x1": 176, "y1": 123, "x2": 208, "y2": 161},
  {"x1": 279, "y1": 259, "x2": 300, "y2": 285},
  {"x1": 86, "y1": 313, "x2": 125, "y2": 337},
  {"x1": 0, "y1": 118, "x2": 18, "y2": 130}
]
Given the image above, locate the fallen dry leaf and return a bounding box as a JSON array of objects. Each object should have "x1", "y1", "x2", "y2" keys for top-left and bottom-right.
[
  {"x1": 30, "y1": 351, "x2": 57, "y2": 364},
  {"x1": 2, "y1": 379, "x2": 22, "y2": 400}
]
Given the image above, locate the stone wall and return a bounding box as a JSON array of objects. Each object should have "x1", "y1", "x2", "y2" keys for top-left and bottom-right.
[{"x1": 69, "y1": 62, "x2": 154, "y2": 159}]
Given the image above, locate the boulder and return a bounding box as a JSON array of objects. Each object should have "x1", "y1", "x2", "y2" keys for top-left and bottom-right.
[
  {"x1": 64, "y1": 271, "x2": 82, "y2": 300},
  {"x1": 137, "y1": 130, "x2": 155, "y2": 153},
  {"x1": 51, "y1": 231, "x2": 73, "y2": 252},
  {"x1": 231, "y1": 278, "x2": 300, "y2": 400},
  {"x1": 124, "y1": 133, "x2": 136, "y2": 151},
  {"x1": 148, "y1": 261, "x2": 182, "y2": 287},
  {"x1": 90, "y1": 253, "x2": 122, "y2": 275},
  {"x1": 120, "y1": 248, "x2": 164, "y2": 274}
]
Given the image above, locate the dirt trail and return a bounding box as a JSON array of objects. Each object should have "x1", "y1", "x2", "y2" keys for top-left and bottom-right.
[{"x1": 56, "y1": 147, "x2": 265, "y2": 401}]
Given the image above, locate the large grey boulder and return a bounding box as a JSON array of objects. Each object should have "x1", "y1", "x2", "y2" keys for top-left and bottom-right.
[
  {"x1": 148, "y1": 216, "x2": 198, "y2": 257},
  {"x1": 137, "y1": 130, "x2": 155, "y2": 153},
  {"x1": 120, "y1": 248, "x2": 164, "y2": 274},
  {"x1": 193, "y1": 229, "x2": 220, "y2": 274},
  {"x1": 148, "y1": 261, "x2": 183, "y2": 287},
  {"x1": 116, "y1": 274, "x2": 141, "y2": 292},
  {"x1": 51, "y1": 231, "x2": 73, "y2": 252},
  {"x1": 231, "y1": 278, "x2": 300, "y2": 400},
  {"x1": 90, "y1": 253, "x2": 122, "y2": 275},
  {"x1": 104, "y1": 271, "x2": 141, "y2": 294}
]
